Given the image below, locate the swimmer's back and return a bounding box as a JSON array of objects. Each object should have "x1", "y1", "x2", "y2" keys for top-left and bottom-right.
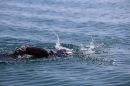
[{"x1": 25, "y1": 47, "x2": 49, "y2": 57}]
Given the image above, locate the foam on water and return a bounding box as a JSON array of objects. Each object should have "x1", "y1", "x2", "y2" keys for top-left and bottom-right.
[
  {"x1": 79, "y1": 38, "x2": 95, "y2": 55},
  {"x1": 78, "y1": 37, "x2": 116, "y2": 65}
]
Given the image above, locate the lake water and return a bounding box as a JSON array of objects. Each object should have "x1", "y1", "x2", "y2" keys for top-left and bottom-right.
[{"x1": 0, "y1": 0, "x2": 130, "y2": 86}]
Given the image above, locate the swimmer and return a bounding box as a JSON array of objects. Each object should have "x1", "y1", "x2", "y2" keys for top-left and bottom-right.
[{"x1": 0, "y1": 46, "x2": 72, "y2": 59}]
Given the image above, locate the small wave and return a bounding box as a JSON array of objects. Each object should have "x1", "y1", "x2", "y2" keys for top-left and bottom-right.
[
  {"x1": 81, "y1": 56, "x2": 115, "y2": 65},
  {"x1": 0, "y1": 60, "x2": 10, "y2": 64}
]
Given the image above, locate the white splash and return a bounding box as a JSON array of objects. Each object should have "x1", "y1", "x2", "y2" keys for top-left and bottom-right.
[
  {"x1": 53, "y1": 32, "x2": 73, "y2": 55},
  {"x1": 79, "y1": 38, "x2": 95, "y2": 55},
  {"x1": 53, "y1": 32, "x2": 62, "y2": 50},
  {"x1": 89, "y1": 37, "x2": 95, "y2": 49}
]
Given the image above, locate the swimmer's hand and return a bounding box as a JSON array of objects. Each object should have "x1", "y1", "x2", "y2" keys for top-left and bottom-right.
[
  {"x1": 13, "y1": 46, "x2": 27, "y2": 56},
  {"x1": 18, "y1": 46, "x2": 27, "y2": 52}
]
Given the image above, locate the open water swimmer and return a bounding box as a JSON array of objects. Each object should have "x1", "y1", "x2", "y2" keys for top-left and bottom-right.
[{"x1": 0, "y1": 46, "x2": 72, "y2": 59}]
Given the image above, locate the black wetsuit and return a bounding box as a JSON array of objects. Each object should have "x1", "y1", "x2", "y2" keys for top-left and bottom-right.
[
  {"x1": 25, "y1": 47, "x2": 49, "y2": 57},
  {"x1": 0, "y1": 47, "x2": 49, "y2": 60}
]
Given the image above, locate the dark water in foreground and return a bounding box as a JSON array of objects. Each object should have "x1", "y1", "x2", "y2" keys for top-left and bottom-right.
[{"x1": 0, "y1": 0, "x2": 130, "y2": 86}]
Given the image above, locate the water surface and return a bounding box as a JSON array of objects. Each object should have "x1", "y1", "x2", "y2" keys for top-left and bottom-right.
[{"x1": 0, "y1": 0, "x2": 130, "y2": 86}]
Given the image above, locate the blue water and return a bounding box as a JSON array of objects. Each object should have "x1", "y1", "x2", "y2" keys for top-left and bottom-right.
[{"x1": 0, "y1": 0, "x2": 130, "y2": 86}]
